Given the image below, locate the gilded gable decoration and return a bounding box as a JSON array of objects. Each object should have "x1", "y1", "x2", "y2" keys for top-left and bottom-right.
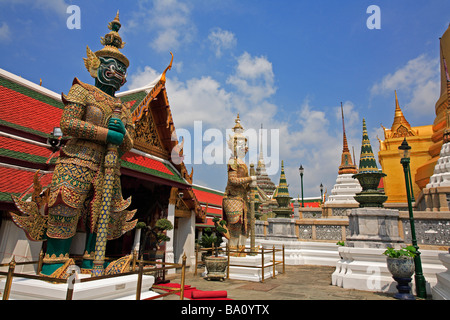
[{"x1": 133, "y1": 105, "x2": 165, "y2": 153}]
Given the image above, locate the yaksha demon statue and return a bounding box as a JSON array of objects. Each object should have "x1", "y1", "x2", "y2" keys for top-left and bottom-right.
[
  {"x1": 222, "y1": 114, "x2": 256, "y2": 257},
  {"x1": 10, "y1": 12, "x2": 137, "y2": 277}
]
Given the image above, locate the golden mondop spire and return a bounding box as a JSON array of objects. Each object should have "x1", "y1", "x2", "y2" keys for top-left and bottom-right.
[
  {"x1": 390, "y1": 90, "x2": 414, "y2": 136},
  {"x1": 382, "y1": 91, "x2": 416, "y2": 139}
]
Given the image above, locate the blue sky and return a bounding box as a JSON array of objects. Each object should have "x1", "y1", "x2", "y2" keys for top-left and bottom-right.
[{"x1": 1, "y1": 0, "x2": 450, "y2": 198}]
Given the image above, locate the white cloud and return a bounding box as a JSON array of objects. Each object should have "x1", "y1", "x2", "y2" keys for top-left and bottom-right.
[
  {"x1": 126, "y1": 65, "x2": 160, "y2": 90},
  {"x1": 0, "y1": 22, "x2": 11, "y2": 41},
  {"x1": 208, "y1": 28, "x2": 237, "y2": 58},
  {"x1": 167, "y1": 76, "x2": 234, "y2": 128},
  {"x1": 125, "y1": 52, "x2": 351, "y2": 197},
  {"x1": 370, "y1": 54, "x2": 439, "y2": 116},
  {"x1": 128, "y1": 0, "x2": 196, "y2": 52},
  {"x1": 227, "y1": 52, "x2": 276, "y2": 103}
]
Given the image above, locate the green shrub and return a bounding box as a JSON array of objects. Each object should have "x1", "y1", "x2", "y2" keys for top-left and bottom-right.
[{"x1": 383, "y1": 246, "x2": 417, "y2": 258}]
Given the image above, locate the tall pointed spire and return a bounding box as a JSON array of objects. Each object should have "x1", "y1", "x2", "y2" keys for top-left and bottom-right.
[
  {"x1": 341, "y1": 102, "x2": 349, "y2": 152},
  {"x1": 358, "y1": 118, "x2": 379, "y2": 173},
  {"x1": 273, "y1": 160, "x2": 291, "y2": 206},
  {"x1": 390, "y1": 91, "x2": 414, "y2": 138},
  {"x1": 258, "y1": 124, "x2": 265, "y2": 167},
  {"x1": 338, "y1": 103, "x2": 357, "y2": 175}
]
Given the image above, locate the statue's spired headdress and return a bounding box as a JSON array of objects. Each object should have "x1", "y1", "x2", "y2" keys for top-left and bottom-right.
[
  {"x1": 227, "y1": 113, "x2": 248, "y2": 159},
  {"x1": 83, "y1": 11, "x2": 129, "y2": 78}
]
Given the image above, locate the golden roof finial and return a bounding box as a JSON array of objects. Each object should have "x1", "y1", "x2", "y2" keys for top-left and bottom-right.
[
  {"x1": 391, "y1": 90, "x2": 414, "y2": 137},
  {"x1": 395, "y1": 90, "x2": 401, "y2": 112},
  {"x1": 161, "y1": 52, "x2": 174, "y2": 84}
]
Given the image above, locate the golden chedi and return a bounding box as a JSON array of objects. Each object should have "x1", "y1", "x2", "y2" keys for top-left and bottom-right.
[{"x1": 378, "y1": 91, "x2": 433, "y2": 203}]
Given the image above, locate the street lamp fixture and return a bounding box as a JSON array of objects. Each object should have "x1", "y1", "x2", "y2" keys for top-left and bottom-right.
[
  {"x1": 398, "y1": 138, "x2": 427, "y2": 299},
  {"x1": 320, "y1": 183, "x2": 324, "y2": 204},
  {"x1": 299, "y1": 165, "x2": 304, "y2": 207},
  {"x1": 48, "y1": 127, "x2": 63, "y2": 151}
]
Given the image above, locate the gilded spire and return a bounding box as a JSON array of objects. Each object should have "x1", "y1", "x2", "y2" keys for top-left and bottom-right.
[
  {"x1": 338, "y1": 103, "x2": 357, "y2": 175},
  {"x1": 389, "y1": 91, "x2": 415, "y2": 138}
]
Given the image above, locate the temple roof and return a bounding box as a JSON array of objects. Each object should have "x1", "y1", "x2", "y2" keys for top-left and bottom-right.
[
  {"x1": 192, "y1": 184, "x2": 224, "y2": 228},
  {"x1": 0, "y1": 166, "x2": 53, "y2": 203}
]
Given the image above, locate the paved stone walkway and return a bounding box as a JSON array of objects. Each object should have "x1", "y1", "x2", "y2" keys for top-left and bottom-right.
[{"x1": 162, "y1": 264, "x2": 395, "y2": 300}]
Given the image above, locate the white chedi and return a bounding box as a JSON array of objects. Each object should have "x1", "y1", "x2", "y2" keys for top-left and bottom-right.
[
  {"x1": 426, "y1": 142, "x2": 450, "y2": 188},
  {"x1": 326, "y1": 174, "x2": 362, "y2": 204}
]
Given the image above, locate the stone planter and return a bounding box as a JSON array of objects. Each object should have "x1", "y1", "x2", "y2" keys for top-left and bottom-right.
[
  {"x1": 386, "y1": 257, "x2": 415, "y2": 300},
  {"x1": 387, "y1": 257, "x2": 415, "y2": 278},
  {"x1": 204, "y1": 256, "x2": 228, "y2": 281},
  {"x1": 353, "y1": 172, "x2": 387, "y2": 207}
]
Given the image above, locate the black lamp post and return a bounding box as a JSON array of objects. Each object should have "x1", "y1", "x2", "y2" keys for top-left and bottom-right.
[
  {"x1": 398, "y1": 138, "x2": 427, "y2": 299},
  {"x1": 299, "y1": 165, "x2": 304, "y2": 207},
  {"x1": 320, "y1": 183, "x2": 324, "y2": 204}
]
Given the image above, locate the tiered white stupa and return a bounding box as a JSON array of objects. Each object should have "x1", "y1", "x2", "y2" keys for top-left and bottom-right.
[
  {"x1": 426, "y1": 135, "x2": 450, "y2": 188},
  {"x1": 326, "y1": 104, "x2": 361, "y2": 204}
]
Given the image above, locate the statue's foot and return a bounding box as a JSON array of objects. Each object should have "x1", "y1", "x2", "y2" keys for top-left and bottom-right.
[{"x1": 41, "y1": 259, "x2": 76, "y2": 279}]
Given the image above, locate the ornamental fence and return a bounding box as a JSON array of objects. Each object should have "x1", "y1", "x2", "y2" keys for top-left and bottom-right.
[
  {"x1": 255, "y1": 210, "x2": 450, "y2": 248},
  {"x1": 0, "y1": 251, "x2": 187, "y2": 300},
  {"x1": 194, "y1": 244, "x2": 285, "y2": 283}
]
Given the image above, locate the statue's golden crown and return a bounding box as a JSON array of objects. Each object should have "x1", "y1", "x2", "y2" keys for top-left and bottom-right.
[{"x1": 83, "y1": 10, "x2": 129, "y2": 77}]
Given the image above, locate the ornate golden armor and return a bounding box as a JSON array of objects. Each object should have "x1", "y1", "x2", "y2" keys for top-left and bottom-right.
[{"x1": 47, "y1": 78, "x2": 135, "y2": 240}]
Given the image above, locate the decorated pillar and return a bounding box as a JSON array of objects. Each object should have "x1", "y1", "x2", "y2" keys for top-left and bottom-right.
[{"x1": 166, "y1": 187, "x2": 177, "y2": 273}]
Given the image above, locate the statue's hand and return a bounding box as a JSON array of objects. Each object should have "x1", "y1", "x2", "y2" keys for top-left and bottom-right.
[
  {"x1": 108, "y1": 118, "x2": 126, "y2": 135},
  {"x1": 106, "y1": 130, "x2": 124, "y2": 145}
]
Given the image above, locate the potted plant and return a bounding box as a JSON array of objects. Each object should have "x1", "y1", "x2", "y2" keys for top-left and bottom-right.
[
  {"x1": 383, "y1": 245, "x2": 417, "y2": 300},
  {"x1": 336, "y1": 241, "x2": 345, "y2": 259},
  {"x1": 203, "y1": 217, "x2": 229, "y2": 281},
  {"x1": 136, "y1": 218, "x2": 173, "y2": 260},
  {"x1": 198, "y1": 231, "x2": 217, "y2": 262}
]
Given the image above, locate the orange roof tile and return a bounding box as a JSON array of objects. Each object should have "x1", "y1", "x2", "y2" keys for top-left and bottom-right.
[
  {"x1": 192, "y1": 186, "x2": 223, "y2": 207},
  {"x1": 0, "y1": 85, "x2": 62, "y2": 135},
  {"x1": 0, "y1": 166, "x2": 53, "y2": 196}
]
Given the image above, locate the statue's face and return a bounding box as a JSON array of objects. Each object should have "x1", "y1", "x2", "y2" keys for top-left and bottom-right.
[
  {"x1": 233, "y1": 136, "x2": 248, "y2": 159},
  {"x1": 97, "y1": 57, "x2": 127, "y2": 91}
]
